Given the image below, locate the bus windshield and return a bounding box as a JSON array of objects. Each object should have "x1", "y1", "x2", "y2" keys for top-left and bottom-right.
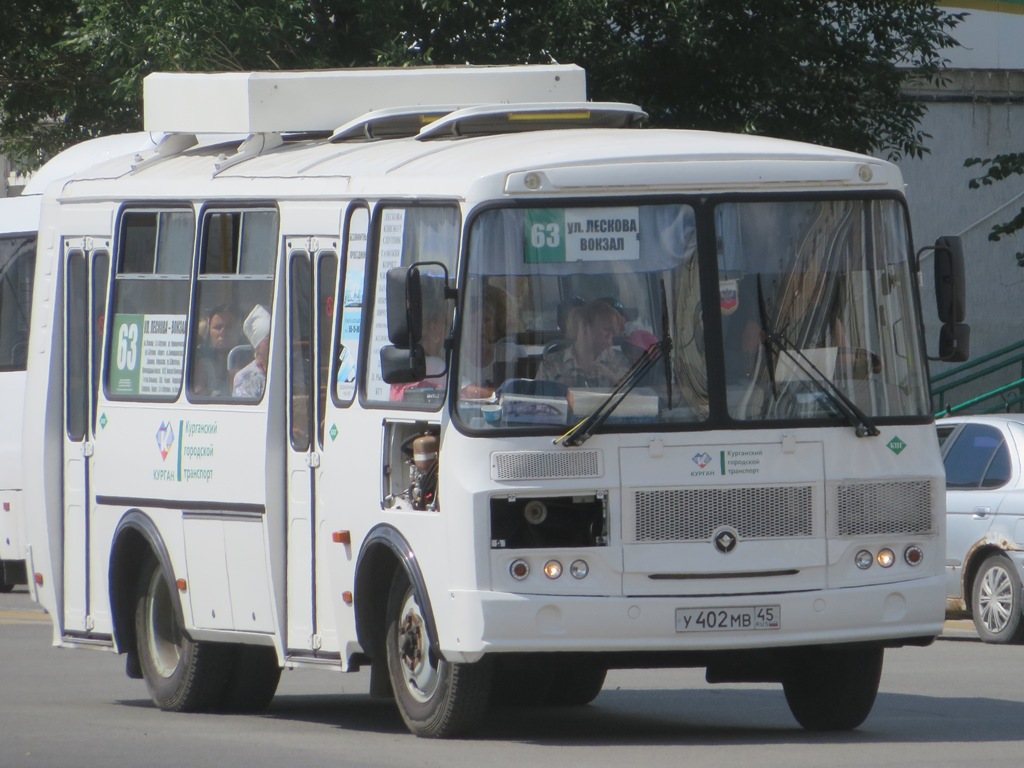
[{"x1": 454, "y1": 197, "x2": 930, "y2": 431}]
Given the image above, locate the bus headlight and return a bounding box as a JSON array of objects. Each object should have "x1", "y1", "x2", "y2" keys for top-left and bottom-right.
[
  {"x1": 855, "y1": 550, "x2": 873, "y2": 570},
  {"x1": 543, "y1": 560, "x2": 563, "y2": 579},
  {"x1": 510, "y1": 559, "x2": 530, "y2": 580},
  {"x1": 876, "y1": 548, "x2": 895, "y2": 568},
  {"x1": 569, "y1": 559, "x2": 589, "y2": 579}
]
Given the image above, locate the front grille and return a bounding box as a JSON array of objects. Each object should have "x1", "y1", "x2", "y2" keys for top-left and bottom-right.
[
  {"x1": 833, "y1": 480, "x2": 934, "y2": 536},
  {"x1": 632, "y1": 485, "x2": 814, "y2": 542},
  {"x1": 491, "y1": 450, "x2": 602, "y2": 481}
]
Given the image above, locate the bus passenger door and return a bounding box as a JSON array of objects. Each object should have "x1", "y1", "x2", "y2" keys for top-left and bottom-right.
[
  {"x1": 62, "y1": 242, "x2": 109, "y2": 635},
  {"x1": 284, "y1": 242, "x2": 338, "y2": 654}
]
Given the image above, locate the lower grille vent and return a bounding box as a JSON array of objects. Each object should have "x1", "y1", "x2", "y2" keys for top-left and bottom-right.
[{"x1": 633, "y1": 485, "x2": 814, "y2": 542}]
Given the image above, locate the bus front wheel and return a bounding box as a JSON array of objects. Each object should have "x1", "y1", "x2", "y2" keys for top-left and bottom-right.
[
  {"x1": 134, "y1": 553, "x2": 228, "y2": 712},
  {"x1": 782, "y1": 646, "x2": 882, "y2": 731},
  {"x1": 384, "y1": 570, "x2": 492, "y2": 737}
]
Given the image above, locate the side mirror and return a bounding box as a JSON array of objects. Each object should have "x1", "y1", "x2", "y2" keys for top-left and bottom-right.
[
  {"x1": 385, "y1": 267, "x2": 422, "y2": 349},
  {"x1": 938, "y1": 322, "x2": 970, "y2": 363},
  {"x1": 934, "y1": 236, "x2": 966, "y2": 324},
  {"x1": 380, "y1": 344, "x2": 426, "y2": 384},
  {"x1": 380, "y1": 261, "x2": 452, "y2": 386}
]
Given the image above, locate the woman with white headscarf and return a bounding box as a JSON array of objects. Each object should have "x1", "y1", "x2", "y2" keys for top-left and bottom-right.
[{"x1": 233, "y1": 304, "x2": 271, "y2": 398}]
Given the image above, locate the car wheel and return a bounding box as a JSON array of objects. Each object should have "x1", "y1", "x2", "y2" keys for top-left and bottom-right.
[{"x1": 971, "y1": 554, "x2": 1024, "y2": 644}]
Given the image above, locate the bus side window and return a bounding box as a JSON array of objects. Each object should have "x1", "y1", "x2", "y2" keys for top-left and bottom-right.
[
  {"x1": 107, "y1": 209, "x2": 194, "y2": 401},
  {"x1": 334, "y1": 206, "x2": 369, "y2": 405},
  {"x1": 188, "y1": 209, "x2": 278, "y2": 402},
  {"x1": 364, "y1": 205, "x2": 459, "y2": 407}
]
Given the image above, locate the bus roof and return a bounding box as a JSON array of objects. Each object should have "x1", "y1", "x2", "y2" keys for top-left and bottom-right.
[
  {"x1": 43, "y1": 65, "x2": 902, "y2": 204},
  {"x1": 23, "y1": 133, "x2": 163, "y2": 196},
  {"x1": 53, "y1": 125, "x2": 902, "y2": 204}
]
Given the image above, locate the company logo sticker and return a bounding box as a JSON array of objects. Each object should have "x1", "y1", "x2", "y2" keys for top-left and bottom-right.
[
  {"x1": 692, "y1": 451, "x2": 713, "y2": 469},
  {"x1": 887, "y1": 436, "x2": 907, "y2": 455},
  {"x1": 155, "y1": 421, "x2": 176, "y2": 461}
]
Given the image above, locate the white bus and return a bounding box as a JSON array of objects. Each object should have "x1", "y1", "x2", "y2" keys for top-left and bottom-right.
[
  {"x1": 0, "y1": 194, "x2": 38, "y2": 592},
  {"x1": 23, "y1": 66, "x2": 967, "y2": 737},
  {"x1": 2, "y1": 134, "x2": 160, "y2": 593}
]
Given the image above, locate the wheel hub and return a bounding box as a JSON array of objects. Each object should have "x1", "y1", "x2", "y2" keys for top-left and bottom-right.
[
  {"x1": 395, "y1": 593, "x2": 440, "y2": 702},
  {"x1": 978, "y1": 565, "x2": 1014, "y2": 633}
]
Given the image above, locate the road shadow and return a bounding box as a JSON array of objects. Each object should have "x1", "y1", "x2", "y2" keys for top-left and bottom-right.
[{"x1": 180, "y1": 684, "x2": 1024, "y2": 745}]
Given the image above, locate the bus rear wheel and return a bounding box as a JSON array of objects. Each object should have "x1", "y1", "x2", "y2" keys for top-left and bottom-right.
[
  {"x1": 782, "y1": 646, "x2": 882, "y2": 731},
  {"x1": 385, "y1": 570, "x2": 492, "y2": 738},
  {"x1": 217, "y1": 644, "x2": 282, "y2": 712},
  {"x1": 546, "y1": 664, "x2": 607, "y2": 706},
  {"x1": 134, "y1": 554, "x2": 228, "y2": 712}
]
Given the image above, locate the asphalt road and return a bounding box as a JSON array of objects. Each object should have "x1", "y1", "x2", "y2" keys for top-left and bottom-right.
[{"x1": 2, "y1": 585, "x2": 1022, "y2": 768}]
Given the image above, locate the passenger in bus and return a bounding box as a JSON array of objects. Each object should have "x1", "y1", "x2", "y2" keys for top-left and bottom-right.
[
  {"x1": 458, "y1": 284, "x2": 521, "y2": 398},
  {"x1": 233, "y1": 304, "x2": 271, "y2": 398},
  {"x1": 193, "y1": 303, "x2": 242, "y2": 396},
  {"x1": 535, "y1": 298, "x2": 630, "y2": 387}
]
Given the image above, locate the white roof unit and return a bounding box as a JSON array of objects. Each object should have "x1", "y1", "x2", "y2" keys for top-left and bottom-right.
[{"x1": 143, "y1": 65, "x2": 587, "y2": 135}]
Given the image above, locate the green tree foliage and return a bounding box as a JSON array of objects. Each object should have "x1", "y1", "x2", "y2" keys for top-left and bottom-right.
[
  {"x1": 965, "y1": 153, "x2": 1024, "y2": 266},
  {"x1": 1, "y1": 1, "x2": 963, "y2": 169}
]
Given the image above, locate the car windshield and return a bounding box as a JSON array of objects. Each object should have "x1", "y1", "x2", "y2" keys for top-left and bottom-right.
[{"x1": 454, "y1": 198, "x2": 930, "y2": 433}]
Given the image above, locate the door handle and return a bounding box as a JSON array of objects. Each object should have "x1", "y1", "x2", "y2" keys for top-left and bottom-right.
[{"x1": 972, "y1": 506, "x2": 991, "y2": 519}]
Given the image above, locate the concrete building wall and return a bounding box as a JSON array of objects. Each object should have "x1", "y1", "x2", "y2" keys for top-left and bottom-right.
[{"x1": 894, "y1": 5, "x2": 1024, "y2": 408}]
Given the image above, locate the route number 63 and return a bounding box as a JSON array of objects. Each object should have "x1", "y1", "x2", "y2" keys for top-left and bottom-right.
[{"x1": 117, "y1": 322, "x2": 139, "y2": 371}]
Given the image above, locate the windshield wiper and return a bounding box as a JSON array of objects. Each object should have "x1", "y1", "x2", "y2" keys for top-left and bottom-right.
[
  {"x1": 756, "y1": 275, "x2": 779, "y2": 408},
  {"x1": 756, "y1": 309, "x2": 879, "y2": 439},
  {"x1": 555, "y1": 339, "x2": 668, "y2": 447}
]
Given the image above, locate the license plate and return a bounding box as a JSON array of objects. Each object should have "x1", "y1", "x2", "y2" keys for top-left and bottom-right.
[{"x1": 675, "y1": 605, "x2": 781, "y2": 633}]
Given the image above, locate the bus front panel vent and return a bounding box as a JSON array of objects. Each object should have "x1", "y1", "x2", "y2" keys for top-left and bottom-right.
[{"x1": 491, "y1": 450, "x2": 602, "y2": 481}]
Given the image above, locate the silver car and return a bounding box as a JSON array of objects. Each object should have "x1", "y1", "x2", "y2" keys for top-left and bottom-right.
[{"x1": 939, "y1": 414, "x2": 1024, "y2": 643}]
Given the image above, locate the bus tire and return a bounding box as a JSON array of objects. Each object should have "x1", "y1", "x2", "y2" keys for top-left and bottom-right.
[
  {"x1": 217, "y1": 644, "x2": 282, "y2": 712},
  {"x1": 782, "y1": 646, "x2": 882, "y2": 731},
  {"x1": 134, "y1": 553, "x2": 229, "y2": 712},
  {"x1": 972, "y1": 554, "x2": 1024, "y2": 644},
  {"x1": 385, "y1": 570, "x2": 492, "y2": 738},
  {"x1": 545, "y1": 665, "x2": 607, "y2": 706}
]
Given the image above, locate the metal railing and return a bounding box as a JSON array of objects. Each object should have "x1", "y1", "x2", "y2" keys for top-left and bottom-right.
[{"x1": 931, "y1": 338, "x2": 1024, "y2": 417}]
